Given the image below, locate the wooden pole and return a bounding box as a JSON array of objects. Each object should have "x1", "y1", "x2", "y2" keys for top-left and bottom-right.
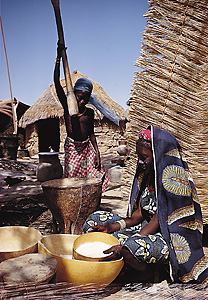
[
  {"x1": 0, "y1": 16, "x2": 18, "y2": 134},
  {"x1": 51, "y1": 0, "x2": 78, "y2": 116}
]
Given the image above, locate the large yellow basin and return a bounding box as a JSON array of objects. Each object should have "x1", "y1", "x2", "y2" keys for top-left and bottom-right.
[
  {"x1": 38, "y1": 234, "x2": 124, "y2": 288},
  {"x1": 0, "y1": 226, "x2": 42, "y2": 262}
]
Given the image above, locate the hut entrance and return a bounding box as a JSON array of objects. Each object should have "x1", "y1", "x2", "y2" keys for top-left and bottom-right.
[{"x1": 38, "y1": 118, "x2": 60, "y2": 152}]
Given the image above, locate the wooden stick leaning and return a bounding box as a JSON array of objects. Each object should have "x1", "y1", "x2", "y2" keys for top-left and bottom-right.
[
  {"x1": 51, "y1": 0, "x2": 78, "y2": 116},
  {"x1": 0, "y1": 16, "x2": 18, "y2": 134}
]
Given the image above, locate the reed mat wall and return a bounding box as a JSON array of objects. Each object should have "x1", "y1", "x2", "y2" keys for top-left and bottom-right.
[{"x1": 123, "y1": 0, "x2": 208, "y2": 224}]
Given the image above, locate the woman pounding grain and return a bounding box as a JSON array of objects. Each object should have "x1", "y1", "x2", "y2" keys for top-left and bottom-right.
[
  {"x1": 83, "y1": 126, "x2": 208, "y2": 284},
  {"x1": 54, "y1": 42, "x2": 109, "y2": 192}
]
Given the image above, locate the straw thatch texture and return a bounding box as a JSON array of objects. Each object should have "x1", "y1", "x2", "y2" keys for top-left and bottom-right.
[
  {"x1": 0, "y1": 281, "x2": 207, "y2": 299},
  {"x1": 123, "y1": 0, "x2": 208, "y2": 223},
  {"x1": 19, "y1": 70, "x2": 127, "y2": 129},
  {"x1": 0, "y1": 99, "x2": 13, "y2": 118}
]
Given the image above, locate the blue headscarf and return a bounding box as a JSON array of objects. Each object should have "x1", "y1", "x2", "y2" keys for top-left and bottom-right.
[
  {"x1": 74, "y1": 78, "x2": 93, "y2": 94},
  {"x1": 89, "y1": 95, "x2": 119, "y2": 126},
  {"x1": 73, "y1": 78, "x2": 119, "y2": 126}
]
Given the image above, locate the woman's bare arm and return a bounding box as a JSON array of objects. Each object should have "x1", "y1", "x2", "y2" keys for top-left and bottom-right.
[
  {"x1": 54, "y1": 55, "x2": 68, "y2": 113},
  {"x1": 54, "y1": 43, "x2": 73, "y2": 136},
  {"x1": 93, "y1": 202, "x2": 144, "y2": 233},
  {"x1": 139, "y1": 211, "x2": 159, "y2": 235}
]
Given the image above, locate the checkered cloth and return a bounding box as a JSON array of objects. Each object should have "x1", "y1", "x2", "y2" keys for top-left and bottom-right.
[{"x1": 64, "y1": 136, "x2": 109, "y2": 192}]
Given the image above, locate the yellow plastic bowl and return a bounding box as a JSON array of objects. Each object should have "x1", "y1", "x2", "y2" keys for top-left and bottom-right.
[
  {"x1": 38, "y1": 234, "x2": 124, "y2": 288},
  {"x1": 73, "y1": 232, "x2": 120, "y2": 262},
  {"x1": 0, "y1": 226, "x2": 42, "y2": 262}
]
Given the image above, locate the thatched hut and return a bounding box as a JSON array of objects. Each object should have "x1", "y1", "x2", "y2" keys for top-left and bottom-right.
[
  {"x1": 0, "y1": 98, "x2": 30, "y2": 151},
  {"x1": 0, "y1": 98, "x2": 30, "y2": 134},
  {"x1": 19, "y1": 70, "x2": 127, "y2": 158}
]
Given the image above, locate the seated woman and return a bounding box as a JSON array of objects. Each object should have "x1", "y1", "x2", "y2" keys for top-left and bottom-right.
[{"x1": 83, "y1": 126, "x2": 208, "y2": 284}]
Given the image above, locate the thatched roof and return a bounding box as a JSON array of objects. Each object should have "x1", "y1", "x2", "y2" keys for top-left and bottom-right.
[
  {"x1": 0, "y1": 99, "x2": 30, "y2": 117},
  {"x1": 19, "y1": 70, "x2": 127, "y2": 128},
  {"x1": 0, "y1": 99, "x2": 13, "y2": 118},
  {"x1": 122, "y1": 0, "x2": 208, "y2": 222}
]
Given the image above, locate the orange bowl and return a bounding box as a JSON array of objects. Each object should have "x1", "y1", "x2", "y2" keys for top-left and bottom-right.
[{"x1": 38, "y1": 234, "x2": 124, "y2": 288}]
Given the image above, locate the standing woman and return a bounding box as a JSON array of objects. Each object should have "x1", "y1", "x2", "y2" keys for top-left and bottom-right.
[
  {"x1": 54, "y1": 42, "x2": 109, "y2": 192},
  {"x1": 83, "y1": 126, "x2": 208, "y2": 284}
]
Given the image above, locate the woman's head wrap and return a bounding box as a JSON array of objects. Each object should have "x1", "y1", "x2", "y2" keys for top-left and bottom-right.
[
  {"x1": 74, "y1": 78, "x2": 93, "y2": 94},
  {"x1": 136, "y1": 129, "x2": 152, "y2": 149}
]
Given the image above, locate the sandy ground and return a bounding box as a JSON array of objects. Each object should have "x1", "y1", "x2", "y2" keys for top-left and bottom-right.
[{"x1": 0, "y1": 156, "x2": 128, "y2": 233}]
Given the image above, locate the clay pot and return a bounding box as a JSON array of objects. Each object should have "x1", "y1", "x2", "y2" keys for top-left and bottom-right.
[
  {"x1": 117, "y1": 141, "x2": 129, "y2": 156},
  {"x1": 36, "y1": 152, "x2": 63, "y2": 182}
]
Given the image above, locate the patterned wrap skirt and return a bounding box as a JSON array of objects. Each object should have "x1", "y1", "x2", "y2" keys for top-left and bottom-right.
[
  {"x1": 64, "y1": 136, "x2": 109, "y2": 192},
  {"x1": 82, "y1": 210, "x2": 169, "y2": 264}
]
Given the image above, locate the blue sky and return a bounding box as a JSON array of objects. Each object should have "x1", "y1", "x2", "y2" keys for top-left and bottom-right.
[{"x1": 0, "y1": 0, "x2": 148, "y2": 109}]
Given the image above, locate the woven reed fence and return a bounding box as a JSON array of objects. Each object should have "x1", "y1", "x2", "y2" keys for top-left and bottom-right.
[
  {"x1": 0, "y1": 281, "x2": 207, "y2": 299},
  {"x1": 122, "y1": 0, "x2": 208, "y2": 223}
]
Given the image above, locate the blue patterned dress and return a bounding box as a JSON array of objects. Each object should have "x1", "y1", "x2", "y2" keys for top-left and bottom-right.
[{"x1": 83, "y1": 185, "x2": 169, "y2": 264}]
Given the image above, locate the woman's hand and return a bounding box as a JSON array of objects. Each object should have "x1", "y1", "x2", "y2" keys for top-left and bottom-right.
[
  {"x1": 57, "y1": 40, "x2": 67, "y2": 58},
  {"x1": 100, "y1": 245, "x2": 123, "y2": 261},
  {"x1": 91, "y1": 225, "x2": 109, "y2": 233},
  {"x1": 91, "y1": 222, "x2": 123, "y2": 234},
  {"x1": 94, "y1": 152, "x2": 101, "y2": 170}
]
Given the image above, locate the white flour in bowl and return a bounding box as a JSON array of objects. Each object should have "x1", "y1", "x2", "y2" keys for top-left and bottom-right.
[
  {"x1": 76, "y1": 242, "x2": 112, "y2": 258},
  {"x1": 60, "y1": 254, "x2": 73, "y2": 259}
]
